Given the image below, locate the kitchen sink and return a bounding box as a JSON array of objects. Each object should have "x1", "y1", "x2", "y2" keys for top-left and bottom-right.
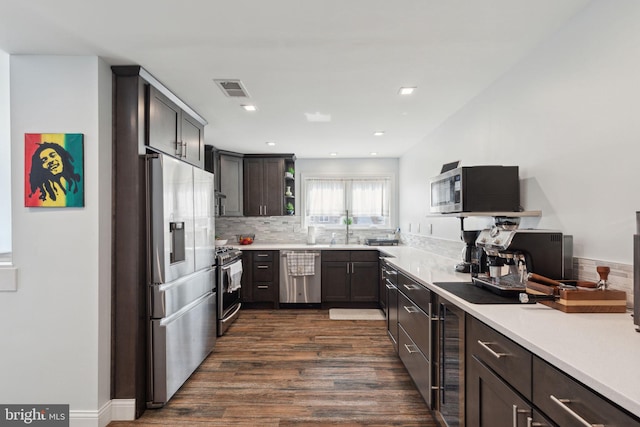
[{"x1": 432, "y1": 281, "x2": 523, "y2": 304}]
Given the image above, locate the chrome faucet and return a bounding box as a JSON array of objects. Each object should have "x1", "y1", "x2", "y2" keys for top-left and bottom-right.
[{"x1": 345, "y1": 209, "x2": 350, "y2": 245}]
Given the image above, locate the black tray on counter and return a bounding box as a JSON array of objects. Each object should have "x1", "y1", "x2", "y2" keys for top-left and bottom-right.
[{"x1": 432, "y1": 282, "x2": 522, "y2": 304}]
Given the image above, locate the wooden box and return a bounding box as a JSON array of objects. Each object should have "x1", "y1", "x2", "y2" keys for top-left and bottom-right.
[{"x1": 526, "y1": 281, "x2": 627, "y2": 313}]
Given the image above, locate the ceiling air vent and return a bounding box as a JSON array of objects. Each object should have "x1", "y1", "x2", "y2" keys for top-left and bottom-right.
[{"x1": 214, "y1": 79, "x2": 250, "y2": 98}]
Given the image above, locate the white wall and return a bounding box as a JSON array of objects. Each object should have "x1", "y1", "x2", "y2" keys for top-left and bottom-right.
[
  {"x1": 0, "y1": 50, "x2": 10, "y2": 255},
  {"x1": 1, "y1": 56, "x2": 112, "y2": 424},
  {"x1": 399, "y1": 0, "x2": 640, "y2": 265}
]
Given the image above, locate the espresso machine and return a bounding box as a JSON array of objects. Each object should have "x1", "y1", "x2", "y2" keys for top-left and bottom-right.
[{"x1": 472, "y1": 227, "x2": 564, "y2": 295}]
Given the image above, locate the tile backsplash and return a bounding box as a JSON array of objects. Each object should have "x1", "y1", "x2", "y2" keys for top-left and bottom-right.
[
  {"x1": 215, "y1": 218, "x2": 635, "y2": 308},
  {"x1": 215, "y1": 216, "x2": 396, "y2": 245}
]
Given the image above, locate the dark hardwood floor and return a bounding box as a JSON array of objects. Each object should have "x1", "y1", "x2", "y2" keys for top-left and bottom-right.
[{"x1": 109, "y1": 309, "x2": 437, "y2": 426}]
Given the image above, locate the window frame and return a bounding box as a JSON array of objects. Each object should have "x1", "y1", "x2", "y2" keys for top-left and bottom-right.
[{"x1": 301, "y1": 172, "x2": 396, "y2": 230}]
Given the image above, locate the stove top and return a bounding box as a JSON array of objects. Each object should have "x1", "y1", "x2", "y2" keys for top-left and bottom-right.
[{"x1": 215, "y1": 246, "x2": 242, "y2": 265}]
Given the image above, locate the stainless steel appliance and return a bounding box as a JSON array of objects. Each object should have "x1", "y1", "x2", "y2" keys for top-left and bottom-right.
[
  {"x1": 147, "y1": 153, "x2": 217, "y2": 408},
  {"x1": 429, "y1": 166, "x2": 520, "y2": 213},
  {"x1": 472, "y1": 228, "x2": 564, "y2": 295},
  {"x1": 216, "y1": 246, "x2": 243, "y2": 336},
  {"x1": 279, "y1": 250, "x2": 321, "y2": 303}
]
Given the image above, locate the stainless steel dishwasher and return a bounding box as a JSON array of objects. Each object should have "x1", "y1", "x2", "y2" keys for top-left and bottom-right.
[{"x1": 279, "y1": 250, "x2": 322, "y2": 303}]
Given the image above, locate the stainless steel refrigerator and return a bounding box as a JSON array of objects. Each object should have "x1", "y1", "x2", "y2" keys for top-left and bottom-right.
[{"x1": 146, "y1": 153, "x2": 217, "y2": 407}]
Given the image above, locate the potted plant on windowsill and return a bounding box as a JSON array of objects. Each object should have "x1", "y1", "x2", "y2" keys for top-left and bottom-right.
[{"x1": 285, "y1": 202, "x2": 295, "y2": 215}]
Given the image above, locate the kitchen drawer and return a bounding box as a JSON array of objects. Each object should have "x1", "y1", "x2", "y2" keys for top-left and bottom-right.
[
  {"x1": 467, "y1": 316, "x2": 532, "y2": 400},
  {"x1": 533, "y1": 356, "x2": 640, "y2": 426},
  {"x1": 253, "y1": 251, "x2": 274, "y2": 261},
  {"x1": 398, "y1": 324, "x2": 433, "y2": 408},
  {"x1": 350, "y1": 250, "x2": 379, "y2": 262},
  {"x1": 321, "y1": 250, "x2": 351, "y2": 262},
  {"x1": 252, "y1": 282, "x2": 276, "y2": 302},
  {"x1": 398, "y1": 291, "x2": 432, "y2": 358},
  {"x1": 397, "y1": 273, "x2": 431, "y2": 313},
  {"x1": 253, "y1": 262, "x2": 274, "y2": 282}
]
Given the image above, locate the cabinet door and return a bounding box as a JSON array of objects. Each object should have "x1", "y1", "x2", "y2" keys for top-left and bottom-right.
[
  {"x1": 219, "y1": 154, "x2": 243, "y2": 216},
  {"x1": 181, "y1": 113, "x2": 204, "y2": 168},
  {"x1": 147, "y1": 86, "x2": 180, "y2": 157},
  {"x1": 262, "y1": 157, "x2": 284, "y2": 216},
  {"x1": 467, "y1": 354, "x2": 535, "y2": 427},
  {"x1": 350, "y1": 261, "x2": 379, "y2": 302},
  {"x1": 243, "y1": 157, "x2": 264, "y2": 216},
  {"x1": 321, "y1": 261, "x2": 350, "y2": 302}
]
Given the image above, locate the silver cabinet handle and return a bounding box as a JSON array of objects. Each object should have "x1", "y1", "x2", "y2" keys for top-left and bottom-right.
[
  {"x1": 512, "y1": 405, "x2": 531, "y2": 427},
  {"x1": 403, "y1": 305, "x2": 419, "y2": 313},
  {"x1": 549, "y1": 395, "x2": 604, "y2": 427},
  {"x1": 385, "y1": 284, "x2": 396, "y2": 290},
  {"x1": 257, "y1": 285, "x2": 269, "y2": 289},
  {"x1": 257, "y1": 254, "x2": 269, "y2": 257},
  {"x1": 257, "y1": 265, "x2": 269, "y2": 269},
  {"x1": 403, "y1": 284, "x2": 421, "y2": 291},
  {"x1": 387, "y1": 270, "x2": 397, "y2": 275},
  {"x1": 477, "y1": 340, "x2": 508, "y2": 358},
  {"x1": 404, "y1": 343, "x2": 419, "y2": 354},
  {"x1": 526, "y1": 416, "x2": 548, "y2": 427}
]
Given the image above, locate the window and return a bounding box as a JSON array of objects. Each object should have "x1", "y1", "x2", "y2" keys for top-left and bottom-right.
[{"x1": 304, "y1": 176, "x2": 391, "y2": 228}]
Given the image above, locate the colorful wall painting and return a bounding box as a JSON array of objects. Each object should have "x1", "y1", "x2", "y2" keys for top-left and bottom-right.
[{"x1": 24, "y1": 133, "x2": 84, "y2": 207}]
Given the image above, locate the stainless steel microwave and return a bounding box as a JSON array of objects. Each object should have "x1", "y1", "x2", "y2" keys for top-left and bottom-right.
[{"x1": 429, "y1": 166, "x2": 520, "y2": 213}]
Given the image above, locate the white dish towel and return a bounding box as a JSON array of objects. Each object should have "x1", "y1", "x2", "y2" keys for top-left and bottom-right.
[
  {"x1": 227, "y1": 262, "x2": 243, "y2": 293},
  {"x1": 287, "y1": 252, "x2": 315, "y2": 276}
]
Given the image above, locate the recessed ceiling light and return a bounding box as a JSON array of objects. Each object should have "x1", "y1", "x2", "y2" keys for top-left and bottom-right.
[
  {"x1": 242, "y1": 104, "x2": 257, "y2": 111},
  {"x1": 330, "y1": 152, "x2": 338, "y2": 156},
  {"x1": 370, "y1": 152, "x2": 378, "y2": 156},
  {"x1": 373, "y1": 131, "x2": 385, "y2": 136},
  {"x1": 266, "y1": 142, "x2": 276, "y2": 146},
  {"x1": 399, "y1": 87, "x2": 416, "y2": 95}
]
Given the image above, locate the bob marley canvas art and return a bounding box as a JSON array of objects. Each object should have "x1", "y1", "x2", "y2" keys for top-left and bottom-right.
[{"x1": 24, "y1": 133, "x2": 84, "y2": 207}]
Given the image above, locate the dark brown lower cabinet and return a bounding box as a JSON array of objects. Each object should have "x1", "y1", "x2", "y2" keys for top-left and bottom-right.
[
  {"x1": 241, "y1": 250, "x2": 279, "y2": 308},
  {"x1": 467, "y1": 354, "x2": 553, "y2": 427},
  {"x1": 533, "y1": 356, "x2": 640, "y2": 427},
  {"x1": 321, "y1": 250, "x2": 379, "y2": 304}
]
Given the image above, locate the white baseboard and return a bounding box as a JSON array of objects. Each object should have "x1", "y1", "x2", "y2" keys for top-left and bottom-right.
[
  {"x1": 68, "y1": 399, "x2": 136, "y2": 427},
  {"x1": 109, "y1": 399, "x2": 136, "y2": 421}
]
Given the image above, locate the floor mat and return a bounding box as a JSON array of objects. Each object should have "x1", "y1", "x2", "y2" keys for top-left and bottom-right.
[{"x1": 329, "y1": 308, "x2": 385, "y2": 320}]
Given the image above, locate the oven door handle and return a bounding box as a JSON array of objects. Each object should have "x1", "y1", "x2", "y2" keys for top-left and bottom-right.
[
  {"x1": 222, "y1": 302, "x2": 242, "y2": 322},
  {"x1": 221, "y1": 259, "x2": 243, "y2": 273}
]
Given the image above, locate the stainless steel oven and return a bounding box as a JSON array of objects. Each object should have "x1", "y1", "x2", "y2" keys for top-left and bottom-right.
[{"x1": 216, "y1": 247, "x2": 243, "y2": 336}]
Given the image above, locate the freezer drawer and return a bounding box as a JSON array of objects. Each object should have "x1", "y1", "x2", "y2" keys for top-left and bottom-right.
[
  {"x1": 150, "y1": 267, "x2": 216, "y2": 319},
  {"x1": 149, "y1": 291, "x2": 217, "y2": 407}
]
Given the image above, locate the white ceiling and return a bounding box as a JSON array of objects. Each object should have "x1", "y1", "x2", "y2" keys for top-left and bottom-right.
[{"x1": 0, "y1": 0, "x2": 590, "y2": 158}]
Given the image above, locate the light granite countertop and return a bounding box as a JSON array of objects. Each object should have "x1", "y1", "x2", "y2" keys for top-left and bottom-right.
[{"x1": 236, "y1": 243, "x2": 640, "y2": 417}]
